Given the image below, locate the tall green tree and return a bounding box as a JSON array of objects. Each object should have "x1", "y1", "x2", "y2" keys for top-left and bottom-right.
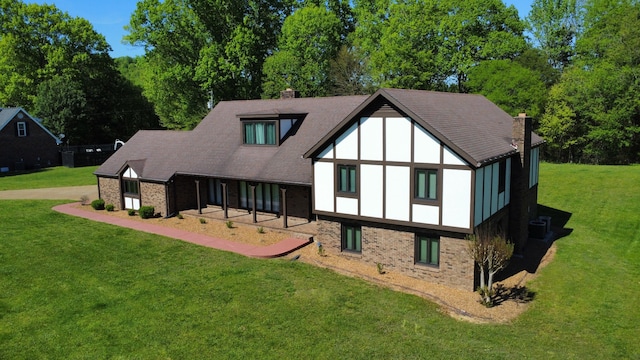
[
  {"x1": 466, "y1": 59, "x2": 547, "y2": 119},
  {"x1": 262, "y1": 4, "x2": 342, "y2": 98},
  {"x1": 126, "y1": 0, "x2": 296, "y2": 128},
  {"x1": 353, "y1": 0, "x2": 527, "y2": 91},
  {"x1": 539, "y1": 0, "x2": 640, "y2": 164},
  {"x1": 328, "y1": 45, "x2": 373, "y2": 96},
  {"x1": 0, "y1": 0, "x2": 158, "y2": 144},
  {"x1": 526, "y1": 0, "x2": 584, "y2": 70},
  {"x1": 0, "y1": 0, "x2": 111, "y2": 108}
]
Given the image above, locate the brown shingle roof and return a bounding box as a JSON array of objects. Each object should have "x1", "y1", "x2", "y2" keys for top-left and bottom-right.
[
  {"x1": 94, "y1": 130, "x2": 191, "y2": 181},
  {"x1": 305, "y1": 88, "x2": 543, "y2": 166},
  {"x1": 95, "y1": 95, "x2": 368, "y2": 184},
  {"x1": 96, "y1": 89, "x2": 543, "y2": 183}
]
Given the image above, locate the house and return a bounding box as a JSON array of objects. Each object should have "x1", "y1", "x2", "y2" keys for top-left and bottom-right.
[
  {"x1": 0, "y1": 107, "x2": 61, "y2": 171},
  {"x1": 95, "y1": 88, "x2": 543, "y2": 290}
]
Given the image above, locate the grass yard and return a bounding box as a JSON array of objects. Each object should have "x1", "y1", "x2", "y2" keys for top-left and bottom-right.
[
  {"x1": 0, "y1": 164, "x2": 638, "y2": 359},
  {"x1": 0, "y1": 166, "x2": 98, "y2": 190}
]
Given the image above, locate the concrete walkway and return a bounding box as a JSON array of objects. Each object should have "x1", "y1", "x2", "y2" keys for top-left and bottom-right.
[
  {"x1": 53, "y1": 202, "x2": 312, "y2": 258},
  {"x1": 0, "y1": 185, "x2": 98, "y2": 200}
]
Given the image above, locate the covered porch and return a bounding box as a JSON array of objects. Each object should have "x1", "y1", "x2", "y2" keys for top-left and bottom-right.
[{"x1": 181, "y1": 205, "x2": 318, "y2": 238}]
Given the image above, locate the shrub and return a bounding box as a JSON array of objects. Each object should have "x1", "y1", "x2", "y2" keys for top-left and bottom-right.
[
  {"x1": 177, "y1": 213, "x2": 184, "y2": 219},
  {"x1": 91, "y1": 199, "x2": 105, "y2": 210},
  {"x1": 257, "y1": 226, "x2": 265, "y2": 234},
  {"x1": 139, "y1": 206, "x2": 155, "y2": 219},
  {"x1": 199, "y1": 218, "x2": 207, "y2": 224},
  {"x1": 225, "y1": 220, "x2": 234, "y2": 229},
  {"x1": 80, "y1": 195, "x2": 90, "y2": 205},
  {"x1": 376, "y1": 262, "x2": 385, "y2": 275},
  {"x1": 127, "y1": 209, "x2": 136, "y2": 216},
  {"x1": 105, "y1": 204, "x2": 115, "y2": 212}
]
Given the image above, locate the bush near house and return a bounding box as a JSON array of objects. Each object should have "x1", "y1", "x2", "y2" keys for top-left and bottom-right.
[
  {"x1": 138, "y1": 206, "x2": 155, "y2": 219},
  {"x1": 90, "y1": 199, "x2": 105, "y2": 210}
]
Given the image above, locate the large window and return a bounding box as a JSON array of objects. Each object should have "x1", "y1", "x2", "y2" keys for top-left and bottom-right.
[
  {"x1": 415, "y1": 169, "x2": 437, "y2": 200},
  {"x1": 123, "y1": 179, "x2": 139, "y2": 195},
  {"x1": 338, "y1": 165, "x2": 357, "y2": 193},
  {"x1": 239, "y1": 181, "x2": 281, "y2": 213},
  {"x1": 415, "y1": 235, "x2": 439, "y2": 266},
  {"x1": 342, "y1": 224, "x2": 362, "y2": 252},
  {"x1": 17, "y1": 122, "x2": 27, "y2": 137},
  {"x1": 244, "y1": 121, "x2": 277, "y2": 145}
]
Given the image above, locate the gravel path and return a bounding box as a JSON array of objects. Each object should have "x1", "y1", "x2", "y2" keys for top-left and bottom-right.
[{"x1": 0, "y1": 185, "x2": 98, "y2": 200}]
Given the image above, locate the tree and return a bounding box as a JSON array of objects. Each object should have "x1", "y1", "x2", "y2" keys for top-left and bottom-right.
[
  {"x1": 126, "y1": 0, "x2": 296, "y2": 128},
  {"x1": 0, "y1": 0, "x2": 158, "y2": 144},
  {"x1": 262, "y1": 5, "x2": 343, "y2": 98},
  {"x1": 466, "y1": 225, "x2": 514, "y2": 307},
  {"x1": 33, "y1": 75, "x2": 87, "y2": 144},
  {"x1": 466, "y1": 59, "x2": 547, "y2": 119},
  {"x1": 539, "y1": 0, "x2": 640, "y2": 164},
  {"x1": 328, "y1": 46, "x2": 373, "y2": 96},
  {"x1": 352, "y1": 0, "x2": 527, "y2": 92},
  {"x1": 526, "y1": 0, "x2": 583, "y2": 70},
  {"x1": 0, "y1": 0, "x2": 111, "y2": 109}
]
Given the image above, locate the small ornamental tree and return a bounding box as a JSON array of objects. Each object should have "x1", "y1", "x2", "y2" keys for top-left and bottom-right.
[{"x1": 466, "y1": 224, "x2": 514, "y2": 307}]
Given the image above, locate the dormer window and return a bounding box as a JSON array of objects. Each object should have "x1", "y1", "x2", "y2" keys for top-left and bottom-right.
[{"x1": 244, "y1": 121, "x2": 277, "y2": 145}]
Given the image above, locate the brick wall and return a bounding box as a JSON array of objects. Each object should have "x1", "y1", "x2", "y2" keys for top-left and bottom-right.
[
  {"x1": 141, "y1": 182, "x2": 167, "y2": 216},
  {"x1": 98, "y1": 177, "x2": 121, "y2": 209},
  {"x1": 317, "y1": 216, "x2": 475, "y2": 291}
]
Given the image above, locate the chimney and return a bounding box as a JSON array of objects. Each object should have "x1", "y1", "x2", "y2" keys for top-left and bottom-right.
[
  {"x1": 280, "y1": 88, "x2": 300, "y2": 99},
  {"x1": 510, "y1": 113, "x2": 533, "y2": 254}
]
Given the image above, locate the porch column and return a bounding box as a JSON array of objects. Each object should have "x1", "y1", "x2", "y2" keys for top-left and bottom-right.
[
  {"x1": 250, "y1": 183, "x2": 257, "y2": 223},
  {"x1": 195, "y1": 179, "x2": 202, "y2": 214},
  {"x1": 221, "y1": 182, "x2": 228, "y2": 219},
  {"x1": 281, "y1": 187, "x2": 288, "y2": 228}
]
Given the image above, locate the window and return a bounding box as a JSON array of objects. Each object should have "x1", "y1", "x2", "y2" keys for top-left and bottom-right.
[
  {"x1": 498, "y1": 160, "x2": 506, "y2": 193},
  {"x1": 123, "y1": 179, "x2": 139, "y2": 195},
  {"x1": 244, "y1": 121, "x2": 277, "y2": 145},
  {"x1": 415, "y1": 235, "x2": 439, "y2": 266},
  {"x1": 415, "y1": 169, "x2": 437, "y2": 200},
  {"x1": 338, "y1": 165, "x2": 357, "y2": 193},
  {"x1": 17, "y1": 122, "x2": 27, "y2": 137},
  {"x1": 342, "y1": 224, "x2": 362, "y2": 252},
  {"x1": 239, "y1": 181, "x2": 281, "y2": 213}
]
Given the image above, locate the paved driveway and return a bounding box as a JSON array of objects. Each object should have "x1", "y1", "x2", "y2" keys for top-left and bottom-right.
[{"x1": 0, "y1": 185, "x2": 98, "y2": 200}]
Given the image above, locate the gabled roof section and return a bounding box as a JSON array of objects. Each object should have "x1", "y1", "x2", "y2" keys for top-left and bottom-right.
[
  {"x1": 95, "y1": 95, "x2": 368, "y2": 185},
  {"x1": 182, "y1": 95, "x2": 368, "y2": 185},
  {"x1": 0, "y1": 107, "x2": 61, "y2": 144},
  {"x1": 94, "y1": 130, "x2": 191, "y2": 181},
  {"x1": 305, "y1": 88, "x2": 544, "y2": 167}
]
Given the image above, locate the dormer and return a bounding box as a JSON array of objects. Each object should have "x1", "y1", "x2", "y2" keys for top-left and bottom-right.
[{"x1": 237, "y1": 110, "x2": 307, "y2": 146}]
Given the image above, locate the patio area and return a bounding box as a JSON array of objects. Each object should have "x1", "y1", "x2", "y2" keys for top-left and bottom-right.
[{"x1": 180, "y1": 205, "x2": 318, "y2": 239}]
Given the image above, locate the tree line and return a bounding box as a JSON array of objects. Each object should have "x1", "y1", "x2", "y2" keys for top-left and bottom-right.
[{"x1": 2, "y1": 0, "x2": 639, "y2": 164}]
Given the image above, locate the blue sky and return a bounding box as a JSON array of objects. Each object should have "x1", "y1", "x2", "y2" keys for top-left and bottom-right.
[{"x1": 32, "y1": 0, "x2": 534, "y2": 58}]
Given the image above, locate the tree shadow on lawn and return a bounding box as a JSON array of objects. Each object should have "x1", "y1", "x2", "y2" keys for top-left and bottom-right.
[{"x1": 491, "y1": 204, "x2": 573, "y2": 304}]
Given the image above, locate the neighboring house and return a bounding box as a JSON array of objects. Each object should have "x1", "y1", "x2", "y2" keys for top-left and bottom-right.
[
  {"x1": 0, "y1": 107, "x2": 61, "y2": 171},
  {"x1": 95, "y1": 88, "x2": 543, "y2": 290}
]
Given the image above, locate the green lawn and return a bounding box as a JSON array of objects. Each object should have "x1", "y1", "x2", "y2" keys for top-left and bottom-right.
[
  {"x1": 0, "y1": 166, "x2": 98, "y2": 190},
  {"x1": 0, "y1": 164, "x2": 638, "y2": 359}
]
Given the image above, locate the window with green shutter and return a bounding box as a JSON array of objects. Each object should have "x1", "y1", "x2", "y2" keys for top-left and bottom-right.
[
  {"x1": 415, "y1": 235, "x2": 439, "y2": 266},
  {"x1": 342, "y1": 224, "x2": 362, "y2": 252},
  {"x1": 415, "y1": 169, "x2": 437, "y2": 200}
]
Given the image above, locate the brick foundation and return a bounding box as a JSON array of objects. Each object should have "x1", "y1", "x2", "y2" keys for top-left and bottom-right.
[{"x1": 317, "y1": 216, "x2": 475, "y2": 291}]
